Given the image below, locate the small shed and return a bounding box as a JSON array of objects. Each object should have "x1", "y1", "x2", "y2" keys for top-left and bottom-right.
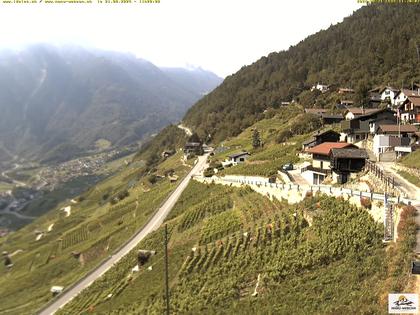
[{"x1": 228, "y1": 152, "x2": 250, "y2": 165}]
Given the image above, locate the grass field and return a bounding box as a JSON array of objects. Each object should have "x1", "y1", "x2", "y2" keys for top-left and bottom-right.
[
  {"x1": 400, "y1": 150, "x2": 420, "y2": 169},
  {"x1": 398, "y1": 170, "x2": 420, "y2": 188}
]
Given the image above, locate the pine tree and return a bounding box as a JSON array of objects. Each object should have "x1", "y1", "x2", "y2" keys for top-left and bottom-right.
[{"x1": 252, "y1": 129, "x2": 261, "y2": 149}]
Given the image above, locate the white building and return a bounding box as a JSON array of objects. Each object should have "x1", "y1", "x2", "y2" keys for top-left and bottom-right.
[
  {"x1": 311, "y1": 83, "x2": 329, "y2": 93},
  {"x1": 393, "y1": 89, "x2": 420, "y2": 106},
  {"x1": 379, "y1": 86, "x2": 399, "y2": 105},
  {"x1": 227, "y1": 152, "x2": 250, "y2": 166}
]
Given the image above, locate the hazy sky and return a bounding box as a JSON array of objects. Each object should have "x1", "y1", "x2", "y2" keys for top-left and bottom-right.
[{"x1": 0, "y1": 0, "x2": 363, "y2": 77}]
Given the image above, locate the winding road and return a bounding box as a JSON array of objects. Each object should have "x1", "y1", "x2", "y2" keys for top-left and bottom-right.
[
  {"x1": 38, "y1": 154, "x2": 208, "y2": 315},
  {"x1": 1, "y1": 163, "x2": 27, "y2": 187}
]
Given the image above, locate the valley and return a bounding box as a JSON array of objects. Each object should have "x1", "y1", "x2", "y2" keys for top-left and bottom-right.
[{"x1": 1, "y1": 3, "x2": 420, "y2": 315}]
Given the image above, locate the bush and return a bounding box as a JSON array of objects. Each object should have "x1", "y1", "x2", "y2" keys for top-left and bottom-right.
[
  {"x1": 360, "y1": 197, "x2": 372, "y2": 209},
  {"x1": 118, "y1": 190, "x2": 129, "y2": 200},
  {"x1": 204, "y1": 168, "x2": 215, "y2": 178},
  {"x1": 148, "y1": 175, "x2": 158, "y2": 184}
]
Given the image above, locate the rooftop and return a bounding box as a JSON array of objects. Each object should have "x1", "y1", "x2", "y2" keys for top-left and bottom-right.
[
  {"x1": 378, "y1": 124, "x2": 418, "y2": 133},
  {"x1": 185, "y1": 142, "x2": 201, "y2": 147},
  {"x1": 229, "y1": 152, "x2": 250, "y2": 159},
  {"x1": 406, "y1": 95, "x2": 420, "y2": 106},
  {"x1": 304, "y1": 108, "x2": 328, "y2": 115},
  {"x1": 306, "y1": 142, "x2": 354, "y2": 156},
  {"x1": 345, "y1": 107, "x2": 382, "y2": 116},
  {"x1": 379, "y1": 86, "x2": 399, "y2": 94},
  {"x1": 395, "y1": 89, "x2": 420, "y2": 98},
  {"x1": 330, "y1": 148, "x2": 369, "y2": 159}
]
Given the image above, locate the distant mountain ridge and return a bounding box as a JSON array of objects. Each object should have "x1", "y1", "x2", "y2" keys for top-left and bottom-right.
[{"x1": 0, "y1": 44, "x2": 222, "y2": 163}]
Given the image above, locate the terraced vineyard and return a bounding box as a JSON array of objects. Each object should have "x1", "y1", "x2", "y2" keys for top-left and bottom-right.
[{"x1": 57, "y1": 181, "x2": 416, "y2": 314}]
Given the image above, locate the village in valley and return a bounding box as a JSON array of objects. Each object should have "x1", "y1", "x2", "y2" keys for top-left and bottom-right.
[{"x1": 0, "y1": 147, "x2": 136, "y2": 233}]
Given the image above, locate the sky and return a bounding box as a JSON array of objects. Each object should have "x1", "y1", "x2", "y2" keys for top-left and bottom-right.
[{"x1": 0, "y1": 0, "x2": 363, "y2": 77}]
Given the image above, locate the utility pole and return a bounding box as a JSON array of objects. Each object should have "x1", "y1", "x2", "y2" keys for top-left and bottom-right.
[{"x1": 164, "y1": 224, "x2": 170, "y2": 315}]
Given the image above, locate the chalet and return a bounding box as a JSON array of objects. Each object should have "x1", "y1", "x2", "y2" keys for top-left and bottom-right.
[
  {"x1": 379, "y1": 86, "x2": 399, "y2": 105},
  {"x1": 344, "y1": 108, "x2": 381, "y2": 120},
  {"x1": 376, "y1": 124, "x2": 418, "y2": 136},
  {"x1": 371, "y1": 125, "x2": 417, "y2": 160},
  {"x1": 373, "y1": 135, "x2": 410, "y2": 159},
  {"x1": 338, "y1": 88, "x2": 355, "y2": 94},
  {"x1": 184, "y1": 142, "x2": 203, "y2": 156},
  {"x1": 301, "y1": 142, "x2": 357, "y2": 185},
  {"x1": 393, "y1": 89, "x2": 420, "y2": 106},
  {"x1": 320, "y1": 114, "x2": 344, "y2": 125},
  {"x1": 398, "y1": 95, "x2": 420, "y2": 124},
  {"x1": 369, "y1": 93, "x2": 382, "y2": 106},
  {"x1": 302, "y1": 130, "x2": 341, "y2": 151},
  {"x1": 330, "y1": 148, "x2": 368, "y2": 183},
  {"x1": 341, "y1": 108, "x2": 396, "y2": 143},
  {"x1": 227, "y1": 152, "x2": 250, "y2": 165},
  {"x1": 304, "y1": 109, "x2": 343, "y2": 124},
  {"x1": 311, "y1": 83, "x2": 329, "y2": 93}
]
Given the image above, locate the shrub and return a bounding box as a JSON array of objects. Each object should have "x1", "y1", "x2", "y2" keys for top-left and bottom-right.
[
  {"x1": 148, "y1": 175, "x2": 158, "y2": 184},
  {"x1": 118, "y1": 190, "x2": 129, "y2": 200},
  {"x1": 204, "y1": 168, "x2": 215, "y2": 178},
  {"x1": 360, "y1": 197, "x2": 372, "y2": 209}
]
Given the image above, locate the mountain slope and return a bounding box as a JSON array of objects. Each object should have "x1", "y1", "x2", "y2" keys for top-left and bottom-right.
[
  {"x1": 161, "y1": 66, "x2": 222, "y2": 96},
  {"x1": 183, "y1": 4, "x2": 420, "y2": 142},
  {"x1": 0, "y1": 45, "x2": 222, "y2": 163}
]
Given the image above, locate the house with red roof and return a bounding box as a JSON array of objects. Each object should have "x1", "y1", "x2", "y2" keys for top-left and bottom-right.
[{"x1": 302, "y1": 142, "x2": 368, "y2": 184}]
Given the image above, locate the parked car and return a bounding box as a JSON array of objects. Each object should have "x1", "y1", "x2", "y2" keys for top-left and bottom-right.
[
  {"x1": 268, "y1": 176, "x2": 276, "y2": 183},
  {"x1": 282, "y1": 163, "x2": 294, "y2": 171}
]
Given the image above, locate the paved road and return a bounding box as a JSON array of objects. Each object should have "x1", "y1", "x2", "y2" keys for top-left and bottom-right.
[
  {"x1": 39, "y1": 154, "x2": 208, "y2": 315},
  {"x1": 178, "y1": 124, "x2": 193, "y2": 137}
]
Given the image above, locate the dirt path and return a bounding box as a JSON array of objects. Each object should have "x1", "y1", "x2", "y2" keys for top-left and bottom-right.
[{"x1": 378, "y1": 162, "x2": 420, "y2": 200}]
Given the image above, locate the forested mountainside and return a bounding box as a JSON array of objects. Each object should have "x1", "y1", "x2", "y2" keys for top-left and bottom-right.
[
  {"x1": 183, "y1": 4, "x2": 420, "y2": 142},
  {"x1": 0, "y1": 45, "x2": 222, "y2": 163}
]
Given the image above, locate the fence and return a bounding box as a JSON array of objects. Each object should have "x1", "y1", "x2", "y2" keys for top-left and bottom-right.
[
  {"x1": 364, "y1": 160, "x2": 395, "y2": 189},
  {"x1": 210, "y1": 176, "x2": 415, "y2": 206}
]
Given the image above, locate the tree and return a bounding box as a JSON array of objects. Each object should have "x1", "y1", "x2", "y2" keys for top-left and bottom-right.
[
  {"x1": 355, "y1": 81, "x2": 370, "y2": 107},
  {"x1": 188, "y1": 133, "x2": 201, "y2": 144},
  {"x1": 148, "y1": 174, "x2": 158, "y2": 184},
  {"x1": 252, "y1": 129, "x2": 262, "y2": 149}
]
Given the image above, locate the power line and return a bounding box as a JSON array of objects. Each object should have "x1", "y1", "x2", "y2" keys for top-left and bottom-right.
[{"x1": 164, "y1": 224, "x2": 170, "y2": 315}]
